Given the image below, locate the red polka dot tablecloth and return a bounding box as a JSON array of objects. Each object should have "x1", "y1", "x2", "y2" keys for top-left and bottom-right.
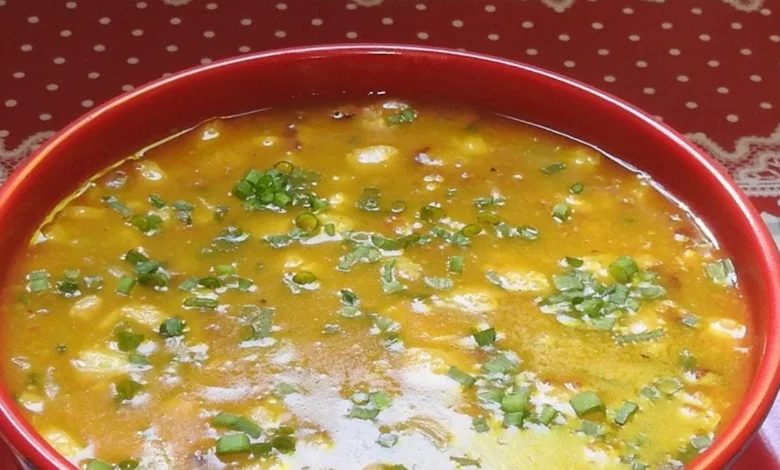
[{"x1": 1, "y1": 0, "x2": 780, "y2": 468}]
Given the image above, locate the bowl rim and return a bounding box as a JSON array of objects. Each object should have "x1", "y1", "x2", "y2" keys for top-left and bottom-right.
[{"x1": 1, "y1": 43, "x2": 779, "y2": 470}]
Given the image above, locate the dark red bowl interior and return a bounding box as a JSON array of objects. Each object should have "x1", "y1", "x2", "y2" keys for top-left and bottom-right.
[{"x1": 0, "y1": 45, "x2": 778, "y2": 470}]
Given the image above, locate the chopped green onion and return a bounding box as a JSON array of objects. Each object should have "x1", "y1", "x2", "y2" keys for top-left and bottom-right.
[
  {"x1": 264, "y1": 234, "x2": 293, "y2": 249},
  {"x1": 215, "y1": 264, "x2": 237, "y2": 276},
  {"x1": 115, "y1": 379, "x2": 142, "y2": 402},
  {"x1": 450, "y1": 456, "x2": 482, "y2": 467},
  {"x1": 565, "y1": 256, "x2": 584, "y2": 268},
  {"x1": 374, "y1": 432, "x2": 398, "y2": 449},
  {"x1": 379, "y1": 259, "x2": 405, "y2": 294},
  {"x1": 609, "y1": 256, "x2": 639, "y2": 283},
  {"x1": 385, "y1": 107, "x2": 418, "y2": 125},
  {"x1": 516, "y1": 225, "x2": 539, "y2": 240},
  {"x1": 478, "y1": 388, "x2": 504, "y2": 404},
  {"x1": 134, "y1": 260, "x2": 161, "y2": 274},
  {"x1": 473, "y1": 328, "x2": 496, "y2": 347},
  {"x1": 233, "y1": 180, "x2": 254, "y2": 200},
  {"x1": 292, "y1": 271, "x2": 317, "y2": 285},
  {"x1": 172, "y1": 200, "x2": 194, "y2": 212},
  {"x1": 295, "y1": 212, "x2": 320, "y2": 234},
  {"x1": 137, "y1": 272, "x2": 169, "y2": 288},
  {"x1": 197, "y1": 277, "x2": 222, "y2": 289},
  {"x1": 64, "y1": 268, "x2": 80, "y2": 279},
  {"x1": 128, "y1": 354, "x2": 149, "y2": 366},
  {"x1": 639, "y1": 386, "x2": 660, "y2": 400},
  {"x1": 614, "y1": 401, "x2": 639, "y2": 425},
  {"x1": 704, "y1": 258, "x2": 737, "y2": 286},
  {"x1": 26, "y1": 271, "x2": 51, "y2": 292},
  {"x1": 537, "y1": 405, "x2": 558, "y2": 425},
  {"x1": 86, "y1": 459, "x2": 114, "y2": 470},
  {"x1": 370, "y1": 391, "x2": 392, "y2": 410},
  {"x1": 447, "y1": 255, "x2": 464, "y2": 275},
  {"x1": 338, "y1": 245, "x2": 382, "y2": 271},
  {"x1": 274, "y1": 383, "x2": 301, "y2": 396},
  {"x1": 356, "y1": 187, "x2": 381, "y2": 212},
  {"x1": 117, "y1": 330, "x2": 144, "y2": 352},
  {"x1": 615, "y1": 328, "x2": 665, "y2": 344},
  {"x1": 636, "y1": 283, "x2": 665, "y2": 299},
  {"x1": 691, "y1": 435, "x2": 713, "y2": 452},
  {"x1": 390, "y1": 200, "x2": 407, "y2": 213},
  {"x1": 679, "y1": 349, "x2": 697, "y2": 371},
  {"x1": 473, "y1": 195, "x2": 505, "y2": 208},
  {"x1": 212, "y1": 412, "x2": 263, "y2": 439},
  {"x1": 130, "y1": 214, "x2": 163, "y2": 234},
  {"x1": 236, "y1": 278, "x2": 254, "y2": 292},
  {"x1": 656, "y1": 378, "x2": 683, "y2": 395},
  {"x1": 56, "y1": 278, "x2": 80, "y2": 296},
  {"x1": 148, "y1": 194, "x2": 166, "y2": 208},
  {"x1": 125, "y1": 249, "x2": 149, "y2": 265},
  {"x1": 339, "y1": 289, "x2": 360, "y2": 307},
  {"x1": 482, "y1": 354, "x2": 517, "y2": 375},
  {"x1": 420, "y1": 204, "x2": 446, "y2": 223},
  {"x1": 681, "y1": 312, "x2": 700, "y2": 328},
  {"x1": 477, "y1": 212, "x2": 500, "y2": 225},
  {"x1": 324, "y1": 223, "x2": 336, "y2": 236},
  {"x1": 213, "y1": 205, "x2": 229, "y2": 221},
  {"x1": 183, "y1": 297, "x2": 218, "y2": 309},
  {"x1": 349, "y1": 406, "x2": 380, "y2": 420},
  {"x1": 552, "y1": 203, "x2": 571, "y2": 222},
  {"x1": 569, "y1": 391, "x2": 604, "y2": 417},
  {"x1": 424, "y1": 276, "x2": 453, "y2": 291},
  {"x1": 553, "y1": 274, "x2": 584, "y2": 291},
  {"x1": 377, "y1": 433, "x2": 398, "y2": 448},
  {"x1": 541, "y1": 162, "x2": 567, "y2": 174},
  {"x1": 118, "y1": 459, "x2": 140, "y2": 470},
  {"x1": 172, "y1": 200, "x2": 194, "y2": 225},
  {"x1": 371, "y1": 234, "x2": 404, "y2": 251},
  {"x1": 274, "y1": 160, "x2": 294, "y2": 174},
  {"x1": 310, "y1": 197, "x2": 329, "y2": 213},
  {"x1": 271, "y1": 434, "x2": 297, "y2": 454},
  {"x1": 569, "y1": 183, "x2": 585, "y2": 194},
  {"x1": 461, "y1": 224, "x2": 482, "y2": 238},
  {"x1": 578, "y1": 420, "x2": 604, "y2": 436},
  {"x1": 116, "y1": 276, "x2": 136, "y2": 295},
  {"x1": 503, "y1": 412, "x2": 524, "y2": 428},
  {"x1": 501, "y1": 390, "x2": 530, "y2": 413},
  {"x1": 102, "y1": 196, "x2": 132, "y2": 218},
  {"x1": 472, "y1": 417, "x2": 489, "y2": 433},
  {"x1": 159, "y1": 316, "x2": 186, "y2": 338},
  {"x1": 178, "y1": 277, "x2": 199, "y2": 292},
  {"x1": 447, "y1": 366, "x2": 476, "y2": 387},
  {"x1": 216, "y1": 433, "x2": 252, "y2": 456}
]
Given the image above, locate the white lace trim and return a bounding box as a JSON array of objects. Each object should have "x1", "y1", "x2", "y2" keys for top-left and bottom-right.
[
  {"x1": 687, "y1": 124, "x2": 780, "y2": 198},
  {"x1": 720, "y1": 0, "x2": 765, "y2": 12},
  {"x1": 0, "y1": 131, "x2": 54, "y2": 159},
  {"x1": 518, "y1": 0, "x2": 764, "y2": 12},
  {"x1": 0, "y1": 131, "x2": 55, "y2": 185}
]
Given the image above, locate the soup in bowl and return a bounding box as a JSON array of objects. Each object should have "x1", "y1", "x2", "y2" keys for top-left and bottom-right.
[{"x1": 0, "y1": 46, "x2": 778, "y2": 470}]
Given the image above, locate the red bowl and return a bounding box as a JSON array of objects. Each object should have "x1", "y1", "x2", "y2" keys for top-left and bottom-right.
[{"x1": 1, "y1": 44, "x2": 779, "y2": 470}]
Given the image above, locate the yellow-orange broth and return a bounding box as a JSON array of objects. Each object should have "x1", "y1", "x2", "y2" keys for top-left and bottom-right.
[{"x1": 0, "y1": 101, "x2": 753, "y2": 470}]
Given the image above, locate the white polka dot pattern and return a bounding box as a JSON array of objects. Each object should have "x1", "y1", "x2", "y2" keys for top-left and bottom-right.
[{"x1": 0, "y1": 0, "x2": 777, "y2": 214}]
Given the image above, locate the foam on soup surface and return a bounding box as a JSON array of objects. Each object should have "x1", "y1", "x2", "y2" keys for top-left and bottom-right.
[{"x1": 0, "y1": 101, "x2": 753, "y2": 470}]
